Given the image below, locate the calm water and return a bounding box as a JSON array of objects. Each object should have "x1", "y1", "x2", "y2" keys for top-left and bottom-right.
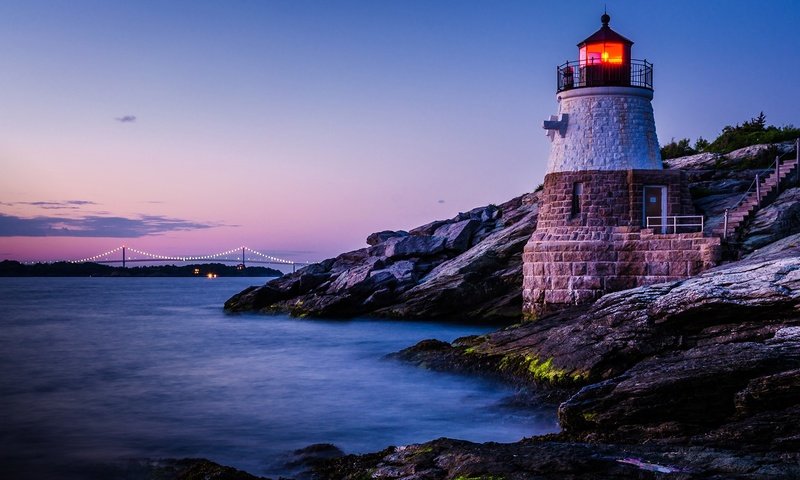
[{"x1": 0, "y1": 277, "x2": 557, "y2": 478}]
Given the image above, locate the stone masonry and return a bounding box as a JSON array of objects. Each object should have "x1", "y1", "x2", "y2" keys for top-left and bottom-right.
[
  {"x1": 547, "y1": 87, "x2": 661, "y2": 173},
  {"x1": 522, "y1": 170, "x2": 721, "y2": 316},
  {"x1": 525, "y1": 16, "x2": 724, "y2": 317}
]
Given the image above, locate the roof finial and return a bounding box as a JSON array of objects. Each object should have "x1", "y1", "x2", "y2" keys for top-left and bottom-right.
[{"x1": 601, "y1": 10, "x2": 611, "y2": 27}]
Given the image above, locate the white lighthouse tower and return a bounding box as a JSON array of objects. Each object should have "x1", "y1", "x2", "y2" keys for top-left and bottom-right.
[
  {"x1": 545, "y1": 13, "x2": 661, "y2": 173},
  {"x1": 522, "y1": 13, "x2": 720, "y2": 317}
]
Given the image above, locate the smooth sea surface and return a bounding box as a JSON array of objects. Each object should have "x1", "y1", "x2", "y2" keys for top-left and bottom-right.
[{"x1": 0, "y1": 277, "x2": 557, "y2": 478}]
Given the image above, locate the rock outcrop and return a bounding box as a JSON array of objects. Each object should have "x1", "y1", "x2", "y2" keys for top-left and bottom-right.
[
  {"x1": 213, "y1": 144, "x2": 800, "y2": 478},
  {"x1": 326, "y1": 234, "x2": 800, "y2": 479},
  {"x1": 228, "y1": 143, "x2": 798, "y2": 322},
  {"x1": 225, "y1": 193, "x2": 539, "y2": 321}
]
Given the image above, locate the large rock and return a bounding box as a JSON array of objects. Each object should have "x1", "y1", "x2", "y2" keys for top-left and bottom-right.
[
  {"x1": 558, "y1": 335, "x2": 800, "y2": 446},
  {"x1": 381, "y1": 235, "x2": 446, "y2": 259},
  {"x1": 741, "y1": 188, "x2": 800, "y2": 251},
  {"x1": 391, "y1": 241, "x2": 800, "y2": 473},
  {"x1": 432, "y1": 219, "x2": 479, "y2": 252},
  {"x1": 366, "y1": 230, "x2": 408, "y2": 246},
  {"x1": 664, "y1": 151, "x2": 721, "y2": 169},
  {"x1": 225, "y1": 193, "x2": 538, "y2": 321}
]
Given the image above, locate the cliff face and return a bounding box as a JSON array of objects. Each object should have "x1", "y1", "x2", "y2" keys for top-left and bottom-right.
[{"x1": 225, "y1": 193, "x2": 539, "y2": 321}]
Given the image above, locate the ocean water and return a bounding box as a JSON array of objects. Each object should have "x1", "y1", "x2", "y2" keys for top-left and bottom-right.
[{"x1": 0, "y1": 277, "x2": 557, "y2": 478}]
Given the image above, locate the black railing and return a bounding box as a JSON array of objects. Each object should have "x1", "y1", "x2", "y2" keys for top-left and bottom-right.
[{"x1": 557, "y1": 59, "x2": 653, "y2": 92}]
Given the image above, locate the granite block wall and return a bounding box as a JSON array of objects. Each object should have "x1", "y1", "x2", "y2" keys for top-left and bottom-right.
[{"x1": 522, "y1": 169, "x2": 720, "y2": 316}]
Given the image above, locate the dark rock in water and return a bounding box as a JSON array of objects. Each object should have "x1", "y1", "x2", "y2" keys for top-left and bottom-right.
[
  {"x1": 76, "y1": 458, "x2": 270, "y2": 480},
  {"x1": 284, "y1": 443, "x2": 345, "y2": 470},
  {"x1": 312, "y1": 436, "x2": 800, "y2": 479}
]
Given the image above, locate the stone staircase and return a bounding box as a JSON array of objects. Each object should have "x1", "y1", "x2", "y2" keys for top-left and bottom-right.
[{"x1": 713, "y1": 155, "x2": 799, "y2": 239}]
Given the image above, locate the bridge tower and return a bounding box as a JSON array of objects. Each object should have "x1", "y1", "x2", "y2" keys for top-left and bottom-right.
[{"x1": 522, "y1": 13, "x2": 721, "y2": 317}]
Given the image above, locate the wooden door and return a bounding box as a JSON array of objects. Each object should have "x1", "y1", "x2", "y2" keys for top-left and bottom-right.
[{"x1": 644, "y1": 186, "x2": 666, "y2": 233}]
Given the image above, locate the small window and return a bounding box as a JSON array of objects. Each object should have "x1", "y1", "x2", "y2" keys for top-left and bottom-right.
[{"x1": 571, "y1": 182, "x2": 583, "y2": 217}]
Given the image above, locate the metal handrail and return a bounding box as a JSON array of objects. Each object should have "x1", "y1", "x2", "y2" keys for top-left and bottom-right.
[
  {"x1": 646, "y1": 215, "x2": 704, "y2": 234},
  {"x1": 722, "y1": 138, "x2": 800, "y2": 239},
  {"x1": 557, "y1": 59, "x2": 653, "y2": 92}
]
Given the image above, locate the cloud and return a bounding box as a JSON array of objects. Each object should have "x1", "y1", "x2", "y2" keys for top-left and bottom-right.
[
  {"x1": 115, "y1": 115, "x2": 137, "y2": 123},
  {"x1": 1, "y1": 200, "x2": 99, "y2": 210},
  {"x1": 0, "y1": 213, "x2": 225, "y2": 238},
  {"x1": 13, "y1": 200, "x2": 99, "y2": 210}
]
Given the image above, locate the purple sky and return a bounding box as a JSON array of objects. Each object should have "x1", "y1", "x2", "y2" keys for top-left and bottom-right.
[{"x1": 1, "y1": 0, "x2": 799, "y2": 263}]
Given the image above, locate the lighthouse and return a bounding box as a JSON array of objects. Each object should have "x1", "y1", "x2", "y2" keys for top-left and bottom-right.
[{"x1": 522, "y1": 13, "x2": 721, "y2": 317}]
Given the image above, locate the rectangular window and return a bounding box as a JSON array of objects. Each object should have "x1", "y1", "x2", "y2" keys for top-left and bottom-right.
[{"x1": 571, "y1": 182, "x2": 583, "y2": 218}]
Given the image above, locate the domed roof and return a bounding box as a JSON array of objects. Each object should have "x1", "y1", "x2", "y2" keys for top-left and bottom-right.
[{"x1": 578, "y1": 13, "x2": 633, "y2": 47}]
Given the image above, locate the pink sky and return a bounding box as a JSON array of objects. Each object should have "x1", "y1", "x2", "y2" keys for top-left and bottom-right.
[{"x1": 2, "y1": 1, "x2": 799, "y2": 264}]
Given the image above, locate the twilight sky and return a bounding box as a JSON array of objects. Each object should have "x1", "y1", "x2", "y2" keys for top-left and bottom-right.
[{"x1": 1, "y1": 0, "x2": 799, "y2": 264}]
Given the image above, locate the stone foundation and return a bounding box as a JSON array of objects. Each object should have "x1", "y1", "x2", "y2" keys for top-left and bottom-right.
[
  {"x1": 522, "y1": 169, "x2": 721, "y2": 316},
  {"x1": 522, "y1": 227, "x2": 721, "y2": 315}
]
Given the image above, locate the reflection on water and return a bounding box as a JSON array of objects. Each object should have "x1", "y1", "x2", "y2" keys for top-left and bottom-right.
[{"x1": 0, "y1": 277, "x2": 557, "y2": 478}]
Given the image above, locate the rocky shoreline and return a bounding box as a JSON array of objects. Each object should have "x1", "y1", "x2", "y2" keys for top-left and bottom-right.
[{"x1": 208, "y1": 145, "x2": 800, "y2": 479}]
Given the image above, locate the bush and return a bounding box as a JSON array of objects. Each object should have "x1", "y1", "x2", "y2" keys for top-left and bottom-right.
[
  {"x1": 660, "y1": 138, "x2": 696, "y2": 159},
  {"x1": 705, "y1": 112, "x2": 800, "y2": 154}
]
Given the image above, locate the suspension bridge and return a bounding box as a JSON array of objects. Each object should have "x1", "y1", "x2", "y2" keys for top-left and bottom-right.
[{"x1": 70, "y1": 246, "x2": 310, "y2": 272}]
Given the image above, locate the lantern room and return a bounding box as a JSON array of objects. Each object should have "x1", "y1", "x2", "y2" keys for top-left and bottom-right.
[
  {"x1": 578, "y1": 13, "x2": 631, "y2": 66},
  {"x1": 557, "y1": 13, "x2": 652, "y2": 92}
]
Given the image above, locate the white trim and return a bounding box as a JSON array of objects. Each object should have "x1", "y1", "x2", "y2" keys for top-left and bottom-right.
[{"x1": 557, "y1": 85, "x2": 654, "y2": 101}]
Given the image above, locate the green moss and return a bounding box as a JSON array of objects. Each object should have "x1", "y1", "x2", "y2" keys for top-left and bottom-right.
[
  {"x1": 498, "y1": 355, "x2": 514, "y2": 371},
  {"x1": 570, "y1": 370, "x2": 589, "y2": 382},
  {"x1": 522, "y1": 312, "x2": 538, "y2": 322},
  {"x1": 497, "y1": 353, "x2": 588, "y2": 386},
  {"x1": 463, "y1": 346, "x2": 477, "y2": 354},
  {"x1": 524, "y1": 356, "x2": 570, "y2": 384},
  {"x1": 582, "y1": 412, "x2": 598, "y2": 423}
]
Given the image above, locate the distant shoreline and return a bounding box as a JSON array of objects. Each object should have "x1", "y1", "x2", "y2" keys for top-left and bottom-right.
[{"x1": 0, "y1": 260, "x2": 283, "y2": 278}]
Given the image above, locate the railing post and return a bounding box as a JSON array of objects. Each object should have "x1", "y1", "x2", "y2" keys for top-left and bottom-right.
[
  {"x1": 756, "y1": 173, "x2": 761, "y2": 203},
  {"x1": 723, "y1": 209, "x2": 729, "y2": 240},
  {"x1": 775, "y1": 155, "x2": 780, "y2": 195},
  {"x1": 673, "y1": 216, "x2": 677, "y2": 234}
]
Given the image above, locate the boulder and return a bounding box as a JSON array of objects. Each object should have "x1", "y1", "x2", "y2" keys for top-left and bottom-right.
[
  {"x1": 724, "y1": 142, "x2": 795, "y2": 164},
  {"x1": 741, "y1": 187, "x2": 800, "y2": 251},
  {"x1": 366, "y1": 230, "x2": 408, "y2": 246},
  {"x1": 223, "y1": 192, "x2": 538, "y2": 321},
  {"x1": 664, "y1": 151, "x2": 721, "y2": 170},
  {"x1": 382, "y1": 235, "x2": 446, "y2": 259},
  {"x1": 432, "y1": 219, "x2": 479, "y2": 252}
]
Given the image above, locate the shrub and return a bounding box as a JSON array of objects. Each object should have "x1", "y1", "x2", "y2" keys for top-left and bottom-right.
[
  {"x1": 660, "y1": 138, "x2": 696, "y2": 159},
  {"x1": 705, "y1": 112, "x2": 800, "y2": 154}
]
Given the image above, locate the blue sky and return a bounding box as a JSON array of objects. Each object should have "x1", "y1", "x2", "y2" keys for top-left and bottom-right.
[{"x1": 1, "y1": 0, "x2": 798, "y2": 262}]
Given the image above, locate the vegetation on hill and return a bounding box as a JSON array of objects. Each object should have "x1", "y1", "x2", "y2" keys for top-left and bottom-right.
[
  {"x1": 661, "y1": 112, "x2": 800, "y2": 159},
  {"x1": 0, "y1": 260, "x2": 283, "y2": 277}
]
